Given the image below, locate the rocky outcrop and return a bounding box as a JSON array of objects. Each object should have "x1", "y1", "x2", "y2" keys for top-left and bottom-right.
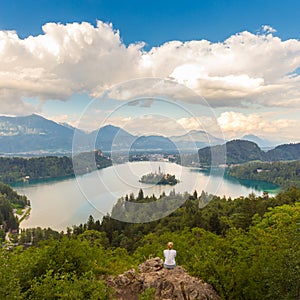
[{"x1": 107, "y1": 257, "x2": 222, "y2": 300}]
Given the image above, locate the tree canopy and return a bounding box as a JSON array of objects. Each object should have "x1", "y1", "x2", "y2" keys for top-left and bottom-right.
[{"x1": 1, "y1": 185, "x2": 300, "y2": 299}]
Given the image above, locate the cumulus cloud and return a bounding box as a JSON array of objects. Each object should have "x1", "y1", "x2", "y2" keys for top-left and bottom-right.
[
  {"x1": 0, "y1": 21, "x2": 145, "y2": 113},
  {"x1": 176, "y1": 116, "x2": 220, "y2": 134},
  {"x1": 147, "y1": 32, "x2": 300, "y2": 107},
  {"x1": 1, "y1": 21, "x2": 300, "y2": 115},
  {"x1": 217, "y1": 111, "x2": 299, "y2": 140}
]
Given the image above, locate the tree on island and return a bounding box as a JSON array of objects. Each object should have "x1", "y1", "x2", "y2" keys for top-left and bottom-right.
[{"x1": 139, "y1": 167, "x2": 179, "y2": 186}]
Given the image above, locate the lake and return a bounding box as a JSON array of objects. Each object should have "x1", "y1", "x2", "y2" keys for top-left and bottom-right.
[{"x1": 15, "y1": 161, "x2": 279, "y2": 231}]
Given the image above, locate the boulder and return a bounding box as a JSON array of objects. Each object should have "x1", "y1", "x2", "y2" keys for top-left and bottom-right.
[{"x1": 107, "y1": 257, "x2": 222, "y2": 300}]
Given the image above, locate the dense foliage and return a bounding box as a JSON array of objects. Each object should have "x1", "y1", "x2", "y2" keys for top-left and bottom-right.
[
  {"x1": 1, "y1": 186, "x2": 300, "y2": 299},
  {"x1": 198, "y1": 140, "x2": 266, "y2": 165},
  {"x1": 0, "y1": 182, "x2": 30, "y2": 237},
  {"x1": 139, "y1": 172, "x2": 179, "y2": 185},
  {"x1": 71, "y1": 187, "x2": 300, "y2": 250},
  {"x1": 0, "y1": 235, "x2": 133, "y2": 299},
  {"x1": 229, "y1": 161, "x2": 300, "y2": 189},
  {"x1": 198, "y1": 140, "x2": 300, "y2": 165},
  {"x1": 0, "y1": 150, "x2": 112, "y2": 184},
  {"x1": 267, "y1": 143, "x2": 300, "y2": 161}
]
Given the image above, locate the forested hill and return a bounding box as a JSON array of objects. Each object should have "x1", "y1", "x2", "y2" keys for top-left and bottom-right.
[
  {"x1": 0, "y1": 182, "x2": 30, "y2": 237},
  {"x1": 198, "y1": 139, "x2": 300, "y2": 165},
  {"x1": 0, "y1": 150, "x2": 112, "y2": 184},
  {"x1": 267, "y1": 143, "x2": 300, "y2": 161},
  {"x1": 229, "y1": 160, "x2": 300, "y2": 189}
]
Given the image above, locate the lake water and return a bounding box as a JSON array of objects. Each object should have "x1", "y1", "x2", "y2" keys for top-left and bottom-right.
[{"x1": 14, "y1": 162, "x2": 279, "y2": 231}]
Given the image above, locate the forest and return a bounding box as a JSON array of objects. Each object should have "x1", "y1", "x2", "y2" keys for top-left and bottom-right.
[
  {"x1": 197, "y1": 140, "x2": 300, "y2": 165},
  {"x1": 229, "y1": 160, "x2": 300, "y2": 189},
  {"x1": 0, "y1": 150, "x2": 112, "y2": 184},
  {"x1": 1, "y1": 185, "x2": 300, "y2": 299},
  {"x1": 0, "y1": 182, "x2": 30, "y2": 239}
]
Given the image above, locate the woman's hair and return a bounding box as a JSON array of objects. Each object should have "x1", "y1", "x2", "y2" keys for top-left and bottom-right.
[{"x1": 167, "y1": 241, "x2": 173, "y2": 248}]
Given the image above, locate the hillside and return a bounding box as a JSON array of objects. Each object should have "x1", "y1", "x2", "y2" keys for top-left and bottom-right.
[
  {"x1": 0, "y1": 114, "x2": 75, "y2": 154},
  {"x1": 229, "y1": 160, "x2": 300, "y2": 189},
  {"x1": 0, "y1": 182, "x2": 30, "y2": 236},
  {"x1": 55, "y1": 188, "x2": 300, "y2": 299},
  {"x1": 0, "y1": 150, "x2": 112, "y2": 184},
  {"x1": 90, "y1": 125, "x2": 136, "y2": 151},
  {"x1": 198, "y1": 139, "x2": 300, "y2": 165},
  {"x1": 131, "y1": 135, "x2": 176, "y2": 151},
  {"x1": 2, "y1": 186, "x2": 300, "y2": 299},
  {"x1": 267, "y1": 143, "x2": 300, "y2": 161},
  {"x1": 198, "y1": 139, "x2": 266, "y2": 165}
]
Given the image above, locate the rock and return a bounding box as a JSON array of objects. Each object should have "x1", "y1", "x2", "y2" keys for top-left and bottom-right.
[
  {"x1": 107, "y1": 257, "x2": 222, "y2": 300},
  {"x1": 138, "y1": 256, "x2": 164, "y2": 273}
]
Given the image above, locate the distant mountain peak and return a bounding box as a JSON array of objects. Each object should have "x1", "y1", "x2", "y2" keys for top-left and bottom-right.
[
  {"x1": 0, "y1": 114, "x2": 74, "y2": 154},
  {"x1": 241, "y1": 134, "x2": 275, "y2": 148},
  {"x1": 99, "y1": 124, "x2": 119, "y2": 130},
  {"x1": 188, "y1": 129, "x2": 206, "y2": 135},
  {"x1": 96, "y1": 124, "x2": 135, "y2": 137},
  {"x1": 60, "y1": 122, "x2": 77, "y2": 130}
]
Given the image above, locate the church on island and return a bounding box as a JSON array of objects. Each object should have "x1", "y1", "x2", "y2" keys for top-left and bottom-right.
[{"x1": 139, "y1": 166, "x2": 179, "y2": 186}]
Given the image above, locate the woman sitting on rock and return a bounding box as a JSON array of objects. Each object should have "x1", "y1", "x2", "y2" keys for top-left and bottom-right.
[{"x1": 163, "y1": 241, "x2": 176, "y2": 269}]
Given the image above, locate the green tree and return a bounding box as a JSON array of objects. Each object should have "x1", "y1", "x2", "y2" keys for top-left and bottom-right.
[{"x1": 27, "y1": 270, "x2": 111, "y2": 300}]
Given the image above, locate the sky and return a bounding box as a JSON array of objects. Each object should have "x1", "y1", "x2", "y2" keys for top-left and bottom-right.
[{"x1": 0, "y1": 0, "x2": 300, "y2": 142}]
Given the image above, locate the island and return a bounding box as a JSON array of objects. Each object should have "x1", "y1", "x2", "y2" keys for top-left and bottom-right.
[{"x1": 139, "y1": 167, "x2": 179, "y2": 185}]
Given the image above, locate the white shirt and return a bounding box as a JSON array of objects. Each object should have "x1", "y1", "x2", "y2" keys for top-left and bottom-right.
[{"x1": 163, "y1": 249, "x2": 176, "y2": 265}]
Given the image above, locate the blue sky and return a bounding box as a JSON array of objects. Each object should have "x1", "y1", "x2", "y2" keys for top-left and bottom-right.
[
  {"x1": 0, "y1": 0, "x2": 300, "y2": 141},
  {"x1": 1, "y1": 0, "x2": 300, "y2": 45}
]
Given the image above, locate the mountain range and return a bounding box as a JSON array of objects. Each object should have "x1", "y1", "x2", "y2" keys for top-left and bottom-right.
[
  {"x1": 0, "y1": 114, "x2": 74, "y2": 154},
  {"x1": 0, "y1": 114, "x2": 294, "y2": 159},
  {"x1": 0, "y1": 114, "x2": 224, "y2": 155}
]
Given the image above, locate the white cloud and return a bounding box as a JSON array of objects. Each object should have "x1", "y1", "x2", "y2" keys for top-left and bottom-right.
[
  {"x1": 176, "y1": 116, "x2": 220, "y2": 134},
  {"x1": 147, "y1": 31, "x2": 300, "y2": 107},
  {"x1": 217, "y1": 111, "x2": 299, "y2": 140},
  {"x1": 1, "y1": 21, "x2": 300, "y2": 117},
  {"x1": 262, "y1": 25, "x2": 277, "y2": 33},
  {"x1": 0, "y1": 21, "x2": 145, "y2": 113}
]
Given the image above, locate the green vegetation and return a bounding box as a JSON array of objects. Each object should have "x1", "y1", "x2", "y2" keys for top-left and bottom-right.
[
  {"x1": 198, "y1": 140, "x2": 266, "y2": 165},
  {"x1": 71, "y1": 188, "x2": 300, "y2": 250},
  {"x1": 72, "y1": 150, "x2": 112, "y2": 175},
  {"x1": 267, "y1": 143, "x2": 300, "y2": 161},
  {"x1": 138, "y1": 288, "x2": 156, "y2": 300},
  {"x1": 198, "y1": 140, "x2": 300, "y2": 165},
  {"x1": 1, "y1": 185, "x2": 300, "y2": 299},
  {"x1": 0, "y1": 236, "x2": 129, "y2": 299},
  {"x1": 0, "y1": 182, "x2": 30, "y2": 238},
  {"x1": 229, "y1": 160, "x2": 300, "y2": 189},
  {"x1": 139, "y1": 171, "x2": 179, "y2": 185},
  {"x1": 0, "y1": 150, "x2": 112, "y2": 184},
  {"x1": 18, "y1": 207, "x2": 31, "y2": 224}
]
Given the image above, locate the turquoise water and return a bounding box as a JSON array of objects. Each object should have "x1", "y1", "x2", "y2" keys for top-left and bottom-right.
[
  {"x1": 15, "y1": 162, "x2": 280, "y2": 231},
  {"x1": 191, "y1": 167, "x2": 280, "y2": 193}
]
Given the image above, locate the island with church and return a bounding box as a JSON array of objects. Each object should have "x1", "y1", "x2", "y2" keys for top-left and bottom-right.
[{"x1": 139, "y1": 166, "x2": 179, "y2": 186}]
